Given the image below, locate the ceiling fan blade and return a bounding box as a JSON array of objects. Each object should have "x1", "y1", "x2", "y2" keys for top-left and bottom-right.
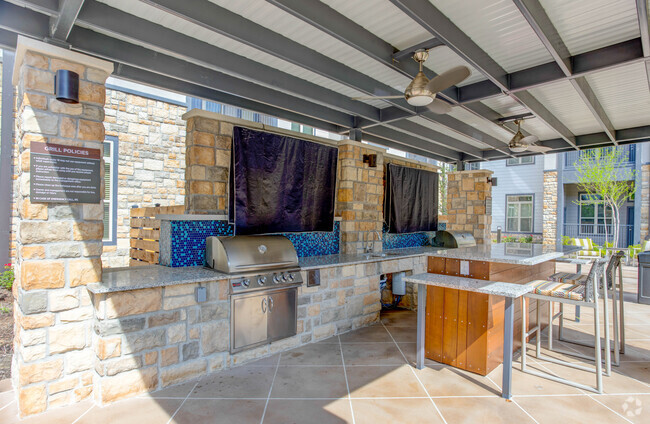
[
  {"x1": 425, "y1": 99, "x2": 453, "y2": 114},
  {"x1": 426, "y1": 66, "x2": 471, "y2": 93},
  {"x1": 351, "y1": 95, "x2": 404, "y2": 100},
  {"x1": 521, "y1": 135, "x2": 540, "y2": 145},
  {"x1": 527, "y1": 145, "x2": 552, "y2": 153}
]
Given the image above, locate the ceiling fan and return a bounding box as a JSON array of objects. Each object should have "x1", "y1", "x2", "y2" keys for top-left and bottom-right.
[
  {"x1": 508, "y1": 120, "x2": 551, "y2": 153},
  {"x1": 351, "y1": 49, "x2": 471, "y2": 114}
]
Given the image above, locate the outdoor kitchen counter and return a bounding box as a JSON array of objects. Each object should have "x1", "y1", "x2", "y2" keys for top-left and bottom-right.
[
  {"x1": 88, "y1": 244, "x2": 578, "y2": 294},
  {"x1": 87, "y1": 264, "x2": 230, "y2": 294}
]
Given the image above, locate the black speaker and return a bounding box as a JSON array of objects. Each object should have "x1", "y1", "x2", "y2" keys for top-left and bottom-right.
[{"x1": 54, "y1": 69, "x2": 79, "y2": 104}]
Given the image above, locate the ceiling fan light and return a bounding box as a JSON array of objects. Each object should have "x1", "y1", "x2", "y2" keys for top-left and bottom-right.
[
  {"x1": 509, "y1": 146, "x2": 527, "y2": 153},
  {"x1": 407, "y1": 95, "x2": 433, "y2": 107}
]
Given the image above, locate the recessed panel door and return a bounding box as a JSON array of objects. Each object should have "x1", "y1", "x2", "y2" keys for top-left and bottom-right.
[
  {"x1": 268, "y1": 288, "x2": 297, "y2": 342},
  {"x1": 232, "y1": 293, "x2": 268, "y2": 352}
]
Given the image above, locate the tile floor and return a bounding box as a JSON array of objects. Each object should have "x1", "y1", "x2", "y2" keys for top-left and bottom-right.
[{"x1": 0, "y1": 264, "x2": 649, "y2": 423}]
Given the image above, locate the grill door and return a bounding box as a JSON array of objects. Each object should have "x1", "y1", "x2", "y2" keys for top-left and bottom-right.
[
  {"x1": 268, "y1": 288, "x2": 297, "y2": 342},
  {"x1": 232, "y1": 292, "x2": 268, "y2": 352}
]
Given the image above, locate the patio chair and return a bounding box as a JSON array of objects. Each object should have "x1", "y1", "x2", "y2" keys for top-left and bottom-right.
[
  {"x1": 552, "y1": 252, "x2": 625, "y2": 366},
  {"x1": 521, "y1": 258, "x2": 610, "y2": 393},
  {"x1": 572, "y1": 238, "x2": 602, "y2": 259}
]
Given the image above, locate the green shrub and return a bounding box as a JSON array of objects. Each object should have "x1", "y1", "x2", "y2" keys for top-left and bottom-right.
[{"x1": 0, "y1": 264, "x2": 13, "y2": 290}]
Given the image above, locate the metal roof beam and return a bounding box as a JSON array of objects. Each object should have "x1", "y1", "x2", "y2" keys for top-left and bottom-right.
[
  {"x1": 267, "y1": 0, "x2": 516, "y2": 155},
  {"x1": 389, "y1": 0, "x2": 578, "y2": 150},
  {"x1": 114, "y1": 65, "x2": 345, "y2": 135},
  {"x1": 360, "y1": 133, "x2": 453, "y2": 163},
  {"x1": 139, "y1": 0, "x2": 417, "y2": 114},
  {"x1": 361, "y1": 133, "x2": 452, "y2": 163},
  {"x1": 392, "y1": 38, "x2": 445, "y2": 62},
  {"x1": 513, "y1": 0, "x2": 616, "y2": 144},
  {"x1": 384, "y1": 120, "x2": 483, "y2": 159},
  {"x1": 49, "y1": 0, "x2": 83, "y2": 40},
  {"x1": 363, "y1": 126, "x2": 461, "y2": 161},
  {"x1": 459, "y1": 39, "x2": 645, "y2": 103},
  {"x1": 72, "y1": 0, "x2": 382, "y2": 122},
  {"x1": 635, "y1": 0, "x2": 650, "y2": 97}
]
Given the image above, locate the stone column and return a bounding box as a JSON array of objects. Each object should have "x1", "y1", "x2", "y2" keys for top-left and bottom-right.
[
  {"x1": 543, "y1": 171, "x2": 559, "y2": 246},
  {"x1": 336, "y1": 141, "x2": 385, "y2": 255},
  {"x1": 446, "y1": 170, "x2": 493, "y2": 245},
  {"x1": 641, "y1": 164, "x2": 650, "y2": 241},
  {"x1": 183, "y1": 110, "x2": 236, "y2": 215},
  {"x1": 11, "y1": 37, "x2": 112, "y2": 417}
]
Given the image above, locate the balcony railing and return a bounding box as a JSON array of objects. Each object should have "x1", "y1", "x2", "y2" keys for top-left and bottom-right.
[
  {"x1": 563, "y1": 223, "x2": 634, "y2": 248},
  {"x1": 564, "y1": 144, "x2": 635, "y2": 169}
]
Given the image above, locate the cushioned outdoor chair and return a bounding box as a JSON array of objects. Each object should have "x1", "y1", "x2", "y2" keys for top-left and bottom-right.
[
  {"x1": 521, "y1": 258, "x2": 610, "y2": 393},
  {"x1": 572, "y1": 238, "x2": 602, "y2": 259}
]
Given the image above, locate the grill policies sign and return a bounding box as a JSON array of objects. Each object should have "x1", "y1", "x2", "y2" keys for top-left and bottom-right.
[{"x1": 30, "y1": 141, "x2": 101, "y2": 203}]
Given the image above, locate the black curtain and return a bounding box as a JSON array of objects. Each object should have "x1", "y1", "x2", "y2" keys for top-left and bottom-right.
[
  {"x1": 232, "y1": 127, "x2": 338, "y2": 235},
  {"x1": 385, "y1": 164, "x2": 439, "y2": 233}
]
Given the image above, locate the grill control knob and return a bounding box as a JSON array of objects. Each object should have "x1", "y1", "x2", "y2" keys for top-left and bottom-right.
[
  {"x1": 273, "y1": 274, "x2": 281, "y2": 284},
  {"x1": 281, "y1": 273, "x2": 288, "y2": 282},
  {"x1": 241, "y1": 279, "x2": 250, "y2": 287},
  {"x1": 287, "y1": 273, "x2": 295, "y2": 281},
  {"x1": 257, "y1": 276, "x2": 266, "y2": 286}
]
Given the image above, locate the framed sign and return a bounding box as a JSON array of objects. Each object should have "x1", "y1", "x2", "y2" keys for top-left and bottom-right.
[{"x1": 30, "y1": 141, "x2": 101, "y2": 203}]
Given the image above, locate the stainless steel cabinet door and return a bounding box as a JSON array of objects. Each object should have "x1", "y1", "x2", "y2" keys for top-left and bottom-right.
[
  {"x1": 232, "y1": 292, "x2": 268, "y2": 351},
  {"x1": 268, "y1": 288, "x2": 297, "y2": 342}
]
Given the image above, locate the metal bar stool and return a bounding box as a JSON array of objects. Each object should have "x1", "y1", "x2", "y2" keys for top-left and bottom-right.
[
  {"x1": 521, "y1": 258, "x2": 610, "y2": 393},
  {"x1": 552, "y1": 252, "x2": 625, "y2": 365}
]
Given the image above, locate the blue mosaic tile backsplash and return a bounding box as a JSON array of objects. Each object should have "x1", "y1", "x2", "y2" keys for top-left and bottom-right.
[
  {"x1": 160, "y1": 220, "x2": 340, "y2": 267},
  {"x1": 278, "y1": 221, "x2": 340, "y2": 258},
  {"x1": 382, "y1": 222, "x2": 435, "y2": 250}
]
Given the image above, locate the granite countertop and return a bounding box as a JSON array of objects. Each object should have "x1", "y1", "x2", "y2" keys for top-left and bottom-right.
[
  {"x1": 405, "y1": 273, "x2": 534, "y2": 298},
  {"x1": 91, "y1": 244, "x2": 578, "y2": 294},
  {"x1": 87, "y1": 265, "x2": 230, "y2": 294},
  {"x1": 297, "y1": 246, "x2": 449, "y2": 270},
  {"x1": 427, "y1": 243, "x2": 580, "y2": 266}
]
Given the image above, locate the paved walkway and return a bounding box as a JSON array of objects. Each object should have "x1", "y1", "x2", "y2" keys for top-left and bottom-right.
[{"x1": 0, "y1": 264, "x2": 649, "y2": 423}]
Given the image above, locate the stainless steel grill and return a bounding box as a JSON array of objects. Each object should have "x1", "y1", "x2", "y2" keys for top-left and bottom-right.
[
  {"x1": 432, "y1": 230, "x2": 477, "y2": 248},
  {"x1": 205, "y1": 235, "x2": 302, "y2": 353}
]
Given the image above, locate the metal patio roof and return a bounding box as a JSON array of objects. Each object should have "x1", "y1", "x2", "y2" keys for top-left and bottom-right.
[{"x1": 1, "y1": 0, "x2": 649, "y2": 163}]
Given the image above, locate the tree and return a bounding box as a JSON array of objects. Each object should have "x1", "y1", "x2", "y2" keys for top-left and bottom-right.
[
  {"x1": 438, "y1": 162, "x2": 456, "y2": 215},
  {"x1": 574, "y1": 146, "x2": 636, "y2": 248}
]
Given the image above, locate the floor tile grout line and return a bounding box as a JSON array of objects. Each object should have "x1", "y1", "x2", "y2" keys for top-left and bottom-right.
[
  {"x1": 382, "y1": 322, "x2": 448, "y2": 424},
  {"x1": 587, "y1": 393, "x2": 635, "y2": 424},
  {"x1": 166, "y1": 375, "x2": 203, "y2": 424},
  {"x1": 338, "y1": 334, "x2": 356, "y2": 424},
  {"x1": 259, "y1": 352, "x2": 282, "y2": 424},
  {"x1": 69, "y1": 403, "x2": 95, "y2": 424},
  {"x1": 0, "y1": 400, "x2": 15, "y2": 412}
]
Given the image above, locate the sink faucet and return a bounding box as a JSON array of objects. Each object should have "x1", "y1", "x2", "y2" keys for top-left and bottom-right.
[{"x1": 365, "y1": 230, "x2": 383, "y2": 253}]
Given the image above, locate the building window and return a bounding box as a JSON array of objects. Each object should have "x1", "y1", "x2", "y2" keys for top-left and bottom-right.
[
  {"x1": 579, "y1": 193, "x2": 613, "y2": 235},
  {"x1": 103, "y1": 138, "x2": 118, "y2": 245},
  {"x1": 506, "y1": 195, "x2": 533, "y2": 232},
  {"x1": 506, "y1": 156, "x2": 534, "y2": 166},
  {"x1": 466, "y1": 162, "x2": 480, "y2": 170}
]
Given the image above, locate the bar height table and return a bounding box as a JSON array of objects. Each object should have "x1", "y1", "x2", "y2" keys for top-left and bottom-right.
[{"x1": 406, "y1": 273, "x2": 535, "y2": 400}]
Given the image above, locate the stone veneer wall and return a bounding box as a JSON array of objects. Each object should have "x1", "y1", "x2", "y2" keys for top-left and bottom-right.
[
  {"x1": 12, "y1": 40, "x2": 112, "y2": 417},
  {"x1": 90, "y1": 255, "x2": 425, "y2": 404},
  {"x1": 7, "y1": 86, "x2": 188, "y2": 268},
  {"x1": 542, "y1": 171, "x2": 558, "y2": 246},
  {"x1": 446, "y1": 170, "x2": 493, "y2": 245},
  {"x1": 336, "y1": 141, "x2": 386, "y2": 255},
  {"x1": 642, "y1": 164, "x2": 650, "y2": 241},
  {"x1": 184, "y1": 113, "x2": 232, "y2": 215},
  {"x1": 101, "y1": 90, "x2": 187, "y2": 267}
]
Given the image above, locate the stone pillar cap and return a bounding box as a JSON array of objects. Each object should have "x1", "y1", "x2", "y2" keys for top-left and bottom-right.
[{"x1": 12, "y1": 35, "x2": 114, "y2": 85}]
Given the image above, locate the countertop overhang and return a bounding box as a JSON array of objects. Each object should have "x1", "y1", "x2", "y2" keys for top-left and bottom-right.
[{"x1": 88, "y1": 243, "x2": 578, "y2": 294}]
